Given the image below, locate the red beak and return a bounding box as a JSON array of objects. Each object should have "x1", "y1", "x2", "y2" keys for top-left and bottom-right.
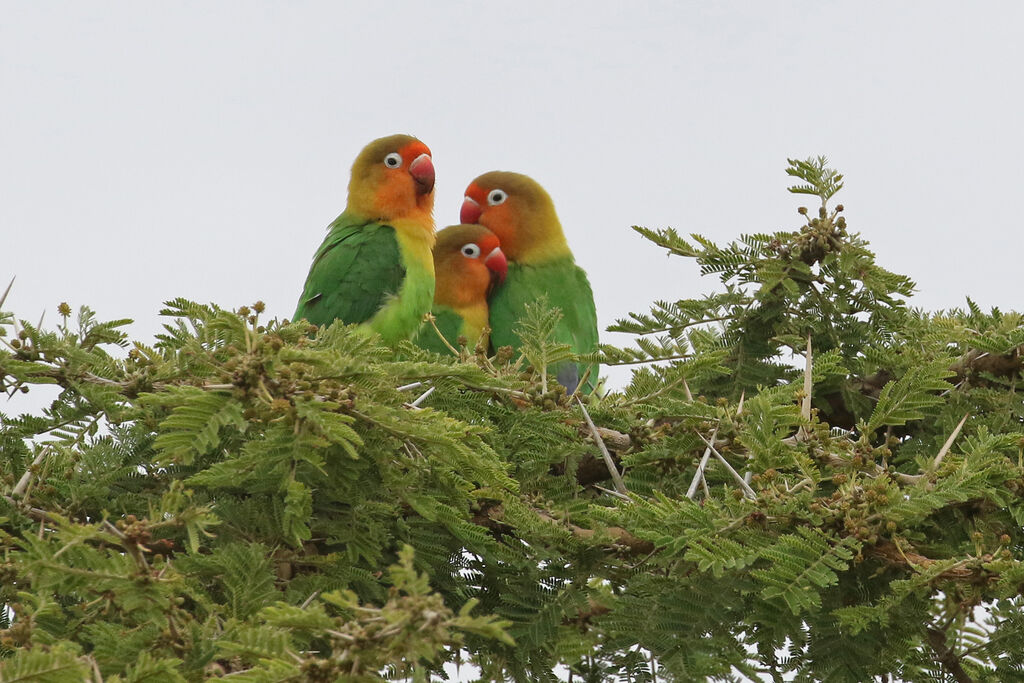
[
  {"x1": 461, "y1": 196, "x2": 482, "y2": 224},
  {"x1": 484, "y1": 246, "x2": 508, "y2": 284},
  {"x1": 409, "y1": 153, "x2": 435, "y2": 195}
]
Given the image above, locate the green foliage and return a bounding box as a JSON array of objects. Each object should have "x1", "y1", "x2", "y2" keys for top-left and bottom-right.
[
  {"x1": 3, "y1": 157, "x2": 1024, "y2": 681},
  {"x1": 786, "y1": 155, "x2": 844, "y2": 204},
  {"x1": 512, "y1": 298, "x2": 576, "y2": 393}
]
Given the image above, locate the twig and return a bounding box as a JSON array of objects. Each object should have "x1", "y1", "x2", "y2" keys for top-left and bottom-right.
[
  {"x1": 604, "y1": 352, "x2": 696, "y2": 367},
  {"x1": 686, "y1": 425, "x2": 720, "y2": 499},
  {"x1": 103, "y1": 519, "x2": 149, "y2": 572},
  {"x1": 593, "y1": 484, "x2": 630, "y2": 501},
  {"x1": 326, "y1": 629, "x2": 357, "y2": 642},
  {"x1": 870, "y1": 541, "x2": 975, "y2": 580},
  {"x1": 682, "y1": 377, "x2": 693, "y2": 402},
  {"x1": 533, "y1": 508, "x2": 653, "y2": 554},
  {"x1": 628, "y1": 547, "x2": 659, "y2": 570},
  {"x1": 572, "y1": 365, "x2": 594, "y2": 401},
  {"x1": 617, "y1": 373, "x2": 688, "y2": 409},
  {"x1": 623, "y1": 315, "x2": 733, "y2": 337},
  {"x1": 403, "y1": 440, "x2": 425, "y2": 460},
  {"x1": 0, "y1": 276, "x2": 14, "y2": 310},
  {"x1": 300, "y1": 591, "x2": 321, "y2": 609},
  {"x1": 425, "y1": 314, "x2": 461, "y2": 357},
  {"x1": 12, "y1": 448, "x2": 48, "y2": 497},
  {"x1": 474, "y1": 329, "x2": 501, "y2": 376},
  {"x1": 926, "y1": 627, "x2": 975, "y2": 683},
  {"x1": 883, "y1": 426, "x2": 893, "y2": 468},
  {"x1": 931, "y1": 413, "x2": 969, "y2": 473},
  {"x1": 88, "y1": 654, "x2": 104, "y2": 683},
  {"x1": 592, "y1": 426, "x2": 632, "y2": 452},
  {"x1": 786, "y1": 478, "x2": 813, "y2": 495},
  {"x1": 102, "y1": 519, "x2": 127, "y2": 540},
  {"x1": 84, "y1": 372, "x2": 127, "y2": 387},
  {"x1": 803, "y1": 445, "x2": 922, "y2": 484},
  {"x1": 577, "y1": 396, "x2": 628, "y2": 495},
  {"x1": 798, "y1": 334, "x2": 812, "y2": 441},
  {"x1": 696, "y1": 433, "x2": 757, "y2": 500},
  {"x1": 407, "y1": 386, "x2": 435, "y2": 409},
  {"x1": 458, "y1": 381, "x2": 531, "y2": 402},
  {"x1": 1, "y1": 494, "x2": 55, "y2": 523}
]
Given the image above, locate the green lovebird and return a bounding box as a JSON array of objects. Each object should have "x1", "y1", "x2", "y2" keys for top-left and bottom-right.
[
  {"x1": 414, "y1": 224, "x2": 507, "y2": 355},
  {"x1": 294, "y1": 134, "x2": 436, "y2": 344},
  {"x1": 461, "y1": 172, "x2": 599, "y2": 392}
]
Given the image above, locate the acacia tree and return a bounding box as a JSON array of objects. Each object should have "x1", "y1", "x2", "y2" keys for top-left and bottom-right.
[{"x1": 2, "y1": 159, "x2": 1024, "y2": 682}]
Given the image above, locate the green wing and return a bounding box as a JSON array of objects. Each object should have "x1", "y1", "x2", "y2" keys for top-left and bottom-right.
[
  {"x1": 489, "y1": 258, "x2": 600, "y2": 393},
  {"x1": 294, "y1": 213, "x2": 404, "y2": 329},
  {"x1": 413, "y1": 306, "x2": 464, "y2": 355}
]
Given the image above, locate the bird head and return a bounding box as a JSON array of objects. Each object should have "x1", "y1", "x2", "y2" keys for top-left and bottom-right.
[
  {"x1": 434, "y1": 224, "x2": 508, "y2": 309},
  {"x1": 460, "y1": 171, "x2": 568, "y2": 264},
  {"x1": 348, "y1": 134, "x2": 435, "y2": 222}
]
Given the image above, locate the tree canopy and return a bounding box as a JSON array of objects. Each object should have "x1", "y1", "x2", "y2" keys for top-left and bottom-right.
[{"x1": 2, "y1": 158, "x2": 1023, "y2": 682}]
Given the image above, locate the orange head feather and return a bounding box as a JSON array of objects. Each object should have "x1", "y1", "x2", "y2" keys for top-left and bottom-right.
[
  {"x1": 433, "y1": 224, "x2": 507, "y2": 309},
  {"x1": 460, "y1": 171, "x2": 570, "y2": 264},
  {"x1": 346, "y1": 134, "x2": 435, "y2": 225}
]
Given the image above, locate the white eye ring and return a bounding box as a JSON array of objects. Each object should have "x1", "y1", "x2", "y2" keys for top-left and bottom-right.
[
  {"x1": 461, "y1": 243, "x2": 482, "y2": 258},
  {"x1": 384, "y1": 152, "x2": 403, "y2": 168},
  {"x1": 487, "y1": 189, "x2": 507, "y2": 206}
]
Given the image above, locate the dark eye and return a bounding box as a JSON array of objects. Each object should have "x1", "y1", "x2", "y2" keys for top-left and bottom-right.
[
  {"x1": 461, "y1": 243, "x2": 482, "y2": 258},
  {"x1": 487, "y1": 189, "x2": 507, "y2": 206},
  {"x1": 384, "y1": 152, "x2": 403, "y2": 168}
]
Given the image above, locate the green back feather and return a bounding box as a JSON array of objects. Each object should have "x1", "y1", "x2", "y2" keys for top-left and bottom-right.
[{"x1": 489, "y1": 257, "x2": 599, "y2": 392}]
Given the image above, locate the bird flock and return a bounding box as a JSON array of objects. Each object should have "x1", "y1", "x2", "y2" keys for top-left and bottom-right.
[{"x1": 294, "y1": 134, "x2": 599, "y2": 393}]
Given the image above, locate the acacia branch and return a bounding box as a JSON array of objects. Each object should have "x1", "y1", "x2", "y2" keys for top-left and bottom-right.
[
  {"x1": 577, "y1": 396, "x2": 627, "y2": 495},
  {"x1": 2, "y1": 494, "x2": 57, "y2": 523},
  {"x1": 926, "y1": 627, "x2": 975, "y2": 683},
  {"x1": 471, "y1": 502, "x2": 654, "y2": 555},
  {"x1": 868, "y1": 542, "x2": 983, "y2": 581},
  {"x1": 687, "y1": 425, "x2": 720, "y2": 499},
  {"x1": 532, "y1": 509, "x2": 654, "y2": 555},
  {"x1": 12, "y1": 449, "x2": 48, "y2": 498}
]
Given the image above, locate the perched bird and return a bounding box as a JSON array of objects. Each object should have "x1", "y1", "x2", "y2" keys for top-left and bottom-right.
[
  {"x1": 415, "y1": 224, "x2": 508, "y2": 355},
  {"x1": 461, "y1": 172, "x2": 599, "y2": 392},
  {"x1": 294, "y1": 134, "x2": 436, "y2": 343}
]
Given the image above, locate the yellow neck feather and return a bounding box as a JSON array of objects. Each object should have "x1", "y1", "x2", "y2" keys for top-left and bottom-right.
[{"x1": 455, "y1": 302, "x2": 489, "y2": 342}]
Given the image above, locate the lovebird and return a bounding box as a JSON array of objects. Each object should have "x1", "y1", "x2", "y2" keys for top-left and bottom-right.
[
  {"x1": 461, "y1": 172, "x2": 599, "y2": 392},
  {"x1": 415, "y1": 224, "x2": 508, "y2": 354},
  {"x1": 294, "y1": 134, "x2": 436, "y2": 343}
]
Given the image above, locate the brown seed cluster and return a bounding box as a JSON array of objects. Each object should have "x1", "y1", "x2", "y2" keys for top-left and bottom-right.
[{"x1": 524, "y1": 382, "x2": 571, "y2": 410}]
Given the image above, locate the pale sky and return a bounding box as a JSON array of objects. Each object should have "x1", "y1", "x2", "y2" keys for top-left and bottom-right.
[{"x1": 3, "y1": 2, "x2": 1023, "y2": 393}]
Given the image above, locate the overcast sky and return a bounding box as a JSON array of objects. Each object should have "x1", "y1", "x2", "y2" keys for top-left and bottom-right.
[{"x1": 3, "y1": 2, "x2": 1024, "y2": 394}]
